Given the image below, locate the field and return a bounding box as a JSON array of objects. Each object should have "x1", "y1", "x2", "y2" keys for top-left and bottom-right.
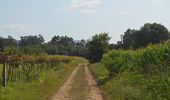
[
  {"x1": 89, "y1": 42, "x2": 170, "y2": 100},
  {"x1": 0, "y1": 55, "x2": 87, "y2": 100}
]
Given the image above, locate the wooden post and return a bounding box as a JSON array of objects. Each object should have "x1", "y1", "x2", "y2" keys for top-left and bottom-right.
[{"x1": 2, "y1": 62, "x2": 6, "y2": 87}]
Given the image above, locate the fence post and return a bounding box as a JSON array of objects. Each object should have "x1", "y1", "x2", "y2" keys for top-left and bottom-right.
[{"x1": 2, "y1": 62, "x2": 6, "y2": 87}]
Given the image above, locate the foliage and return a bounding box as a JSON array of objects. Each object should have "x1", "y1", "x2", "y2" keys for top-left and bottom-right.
[
  {"x1": 19, "y1": 35, "x2": 45, "y2": 46},
  {"x1": 121, "y1": 23, "x2": 170, "y2": 49},
  {"x1": 0, "y1": 54, "x2": 76, "y2": 86},
  {"x1": 0, "y1": 61, "x2": 81, "y2": 100},
  {"x1": 0, "y1": 36, "x2": 18, "y2": 52},
  {"x1": 102, "y1": 41, "x2": 170, "y2": 74},
  {"x1": 87, "y1": 33, "x2": 110, "y2": 63},
  {"x1": 0, "y1": 35, "x2": 88, "y2": 57},
  {"x1": 101, "y1": 41, "x2": 170, "y2": 99}
]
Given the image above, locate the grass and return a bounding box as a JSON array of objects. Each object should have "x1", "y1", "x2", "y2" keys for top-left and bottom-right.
[
  {"x1": 89, "y1": 63, "x2": 147, "y2": 100},
  {"x1": 0, "y1": 60, "x2": 85, "y2": 100},
  {"x1": 89, "y1": 63, "x2": 169, "y2": 100},
  {"x1": 88, "y1": 63, "x2": 109, "y2": 83},
  {"x1": 0, "y1": 64, "x2": 2, "y2": 83},
  {"x1": 69, "y1": 65, "x2": 88, "y2": 100},
  {"x1": 89, "y1": 63, "x2": 112, "y2": 100}
]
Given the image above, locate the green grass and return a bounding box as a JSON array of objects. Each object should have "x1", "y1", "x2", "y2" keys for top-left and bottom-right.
[
  {"x1": 0, "y1": 61, "x2": 84, "y2": 100},
  {"x1": 89, "y1": 63, "x2": 170, "y2": 100},
  {"x1": 88, "y1": 63, "x2": 109, "y2": 83},
  {"x1": 0, "y1": 64, "x2": 2, "y2": 82}
]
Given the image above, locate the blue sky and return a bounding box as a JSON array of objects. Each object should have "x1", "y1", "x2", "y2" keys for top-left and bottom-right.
[{"x1": 0, "y1": 0, "x2": 170, "y2": 43}]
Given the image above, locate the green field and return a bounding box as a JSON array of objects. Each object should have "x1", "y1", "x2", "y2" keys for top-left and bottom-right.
[{"x1": 0, "y1": 58, "x2": 86, "y2": 100}]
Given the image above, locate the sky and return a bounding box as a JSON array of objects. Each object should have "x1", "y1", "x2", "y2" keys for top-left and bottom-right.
[{"x1": 0, "y1": 0, "x2": 170, "y2": 43}]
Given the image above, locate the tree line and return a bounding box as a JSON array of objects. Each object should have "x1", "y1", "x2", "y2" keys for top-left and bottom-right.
[
  {"x1": 0, "y1": 35, "x2": 87, "y2": 57},
  {"x1": 0, "y1": 23, "x2": 170, "y2": 63}
]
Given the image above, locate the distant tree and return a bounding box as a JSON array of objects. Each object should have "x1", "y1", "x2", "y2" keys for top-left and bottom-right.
[
  {"x1": 109, "y1": 43, "x2": 118, "y2": 50},
  {"x1": 121, "y1": 23, "x2": 170, "y2": 49},
  {"x1": 117, "y1": 41, "x2": 123, "y2": 49},
  {"x1": 5, "y1": 36, "x2": 18, "y2": 46},
  {"x1": 19, "y1": 35, "x2": 44, "y2": 46},
  {"x1": 0, "y1": 36, "x2": 18, "y2": 52},
  {"x1": 87, "y1": 33, "x2": 110, "y2": 63},
  {"x1": 0, "y1": 34, "x2": 88, "y2": 57},
  {"x1": 60, "y1": 36, "x2": 74, "y2": 46},
  {"x1": 22, "y1": 45, "x2": 45, "y2": 55},
  {"x1": 50, "y1": 36, "x2": 60, "y2": 45},
  {"x1": 75, "y1": 39, "x2": 86, "y2": 47},
  {"x1": 0, "y1": 37, "x2": 4, "y2": 52},
  {"x1": 43, "y1": 44, "x2": 58, "y2": 55},
  {"x1": 50, "y1": 35, "x2": 75, "y2": 46},
  {"x1": 4, "y1": 46, "x2": 21, "y2": 54},
  {"x1": 133, "y1": 23, "x2": 170, "y2": 48},
  {"x1": 122, "y1": 29, "x2": 136, "y2": 49}
]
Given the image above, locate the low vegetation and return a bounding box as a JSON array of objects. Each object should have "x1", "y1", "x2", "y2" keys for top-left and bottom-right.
[
  {"x1": 0, "y1": 56, "x2": 86, "y2": 100},
  {"x1": 90, "y1": 41, "x2": 170, "y2": 100}
]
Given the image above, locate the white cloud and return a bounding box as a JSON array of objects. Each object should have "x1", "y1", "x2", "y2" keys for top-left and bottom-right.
[
  {"x1": 68, "y1": 0, "x2": 102, "y2": 13},
  {"x1": 0, "y1": 24, "x2": 32, "y2": 33}
]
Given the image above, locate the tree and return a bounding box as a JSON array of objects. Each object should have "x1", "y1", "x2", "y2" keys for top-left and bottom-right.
[
  {"x1": 0, "y1": 36, "x2": 18, "y2": 52},
  {"x1": 109, "y1": 43, "x2": 118, "y2": 50},
  {"x1": 50, "y1": 35, "x2": 74, "y2": 46},
  {"x1": 75, "y1": 39, "x2": 86, "y2": 47},
  {"x1": 133, "y1": 23, "x2": 170, "y2": 48},
  {"x1": 0, "y1": 37, "x2": 4, "y2": 52},
  {"x1": 19, "y1": 35, "x2": 45, "y2": 46},
  {"x1": 121, "y1": 23, "x2": 170, "y2": 49},
  {"x1": 42, "y1": 44, "x2": 58, "y2": 55},
  {"x1": 122, "y1": 29, "x2": 136, "y2": 49},
  {"x1": 87, "y1": 33, "x2": 110, "y2": 63},
  {"x1": 50, "y1": 36, "x2": 60, "y2": 45},
  {"x1": 22, "y1": 45, "x2": 45, "y2": 55}
]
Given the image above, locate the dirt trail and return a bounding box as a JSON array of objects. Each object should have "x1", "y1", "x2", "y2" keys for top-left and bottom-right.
[
  {"x1": 51, "y1": 67, "x2": 79, "y2": 100},
  {"x1": 85, "y1": 65, "x2": 103, "y2": 100},
  {"x1": 51, "y1": 64, "x2": 103, "y2": 100}
]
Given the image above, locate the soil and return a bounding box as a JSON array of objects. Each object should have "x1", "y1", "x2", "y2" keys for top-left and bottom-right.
[{"x1": 51, "y1": 64, "x2": 103, "y2": 100}]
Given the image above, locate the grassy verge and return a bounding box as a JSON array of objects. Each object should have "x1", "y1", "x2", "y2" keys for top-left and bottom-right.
[
  {"x1": 0, "y1": 64, "x2": 2, "y2": 82},
  {"x1": 0, "y1": 60, "x2": 85, "y2": 100},
  {"x1": 89, "y1": 63, "x2": 170, "y2": 100},
  {"x1": 89, "y1": 63, "x2": 111, "y2": 100}
]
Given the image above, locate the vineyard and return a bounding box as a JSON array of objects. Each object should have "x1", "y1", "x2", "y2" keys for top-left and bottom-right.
[
  {"x1": 0, "y1": 54, "x2": 75, "y2": 87},
  {"x1": 90, "y1": 41, "x2": 170, "y2": 100}
]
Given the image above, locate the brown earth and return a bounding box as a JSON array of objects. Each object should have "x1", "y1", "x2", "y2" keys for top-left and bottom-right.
[{"x1": 51, "y1": 64, "x2": 103, "y2": 100}]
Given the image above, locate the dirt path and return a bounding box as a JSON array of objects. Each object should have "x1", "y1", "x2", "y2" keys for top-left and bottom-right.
[
  {"x1": 51, "y1": 67, "x2": 79, "y2": 100},
  {"x1": 85, "y1": 65, "x2": 103, "y2": 100},
  {"x1": 51, "y1": 64, "x2": 103, "y2": 100}
]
